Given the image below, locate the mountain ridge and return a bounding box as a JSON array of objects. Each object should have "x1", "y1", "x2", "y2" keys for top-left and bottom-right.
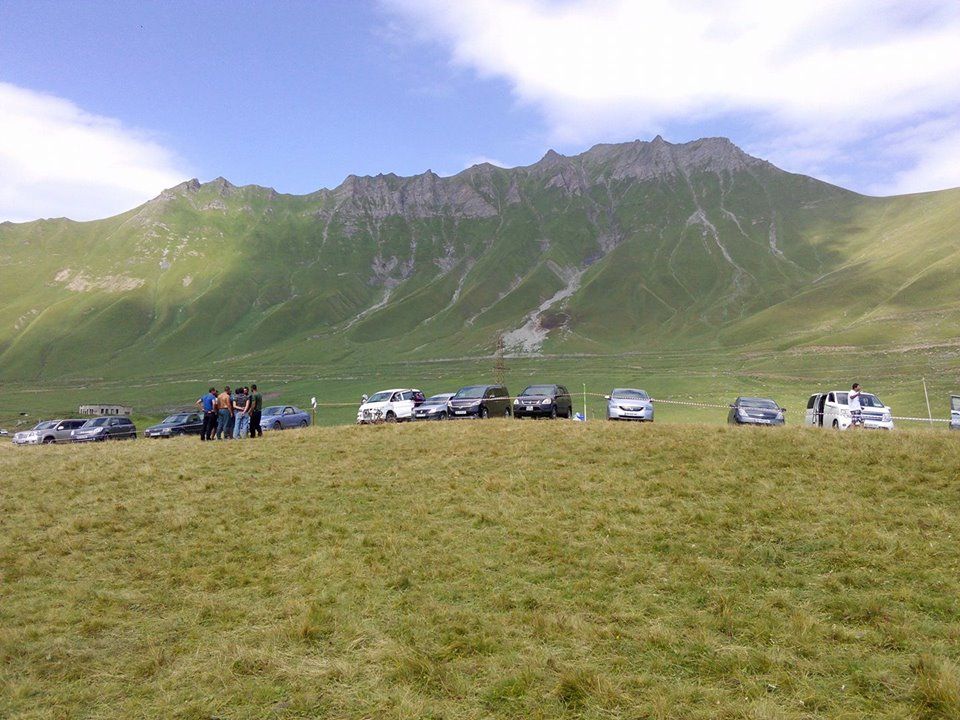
[{"x1": 1, "y1": 135, "x2": 958, "y2": 382}]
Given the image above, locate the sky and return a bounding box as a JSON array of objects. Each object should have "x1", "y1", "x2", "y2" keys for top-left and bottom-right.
[{"x1": 1, "y1": 0, "x2": 959, "y2": 222}]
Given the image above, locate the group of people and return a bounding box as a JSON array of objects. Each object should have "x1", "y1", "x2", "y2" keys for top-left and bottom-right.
[{"x1": 196, "y1": 384, "x2": 263, "y2": 441}]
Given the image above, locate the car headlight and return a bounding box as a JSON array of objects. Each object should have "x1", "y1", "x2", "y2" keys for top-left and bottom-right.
[
  {"x1": 882, "y1": 413, "x2": 891, "y2": 422},
  {"x1": 160, "y1": 427, "x2": 172, "y2": 434},
  {"x1": 513, "y1": 398, "x2": 520, "y2": 405},
  {"x1": 540, "y1": 398, "x2": 552, "y2": 405}
]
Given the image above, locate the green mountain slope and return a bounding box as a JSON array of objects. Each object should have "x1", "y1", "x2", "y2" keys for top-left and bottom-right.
[{"x1": 0, "y1": 136, "x2": 957, "y2": 381}]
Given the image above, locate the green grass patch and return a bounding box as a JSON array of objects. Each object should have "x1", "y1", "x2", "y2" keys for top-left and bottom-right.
[{"x1": 2, "y1": 421, "x2": 959, "y2": 718}]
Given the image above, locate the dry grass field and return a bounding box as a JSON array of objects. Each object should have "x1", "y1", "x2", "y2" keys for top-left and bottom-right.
[{"x1": 2, "y1": 421, "x2": 960, "y2": 719}]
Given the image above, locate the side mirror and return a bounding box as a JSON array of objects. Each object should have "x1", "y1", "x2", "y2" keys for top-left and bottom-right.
[{"x1": 781, "y1": 407, "x2": 787, "y2": 413}]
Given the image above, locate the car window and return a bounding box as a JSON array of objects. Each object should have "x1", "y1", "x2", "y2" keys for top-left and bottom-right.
[
  {"x1": 952, "y1": 397, "x2": 960, "y2": 412},
  {"x1": 283, "y1": 407, "x2": 294, "y2": 415},
  {"x1": 838, "y1": 392, "x2": 848, "y2": 405},
  {"x1": 806, "y1": 396, "x2": 815, "y2": 409},
  {"x1": 400, "y1": 391, "x2": 413, "y2": 401}
]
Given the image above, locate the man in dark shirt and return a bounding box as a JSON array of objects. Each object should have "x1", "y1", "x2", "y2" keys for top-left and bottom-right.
[
  {"x1": 232, "y1": 386, "x2": 250, "y2": 439},
  {"x1": 249, "y1": 384, "x2": 263, "y2": 438}
]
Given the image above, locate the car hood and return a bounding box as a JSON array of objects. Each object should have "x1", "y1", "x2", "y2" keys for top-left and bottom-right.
[{"x1": 358, "y1": 401, "x2": 392, "y2": 412}]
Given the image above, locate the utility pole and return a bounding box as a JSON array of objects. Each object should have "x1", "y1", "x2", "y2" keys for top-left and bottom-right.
[
  {"x1": 922, "y1": 378, "x2": 932, "y2": 425},
  {"x1": 493, "y1": 334, "x2": 506, "y2": 386}
]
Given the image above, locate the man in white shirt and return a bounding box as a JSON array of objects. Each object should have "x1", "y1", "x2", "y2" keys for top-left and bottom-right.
[{"x1": 849, "y1": 383, "x2": 863, "y2": 427}]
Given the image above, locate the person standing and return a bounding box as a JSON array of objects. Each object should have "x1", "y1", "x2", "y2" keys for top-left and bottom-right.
[
  {"x1": 196, "y1": 387, "x2": 218, "y2": 441},
  {"x1": 233, "y1": 386, "x2": 250, "y2": 439},
  {"x1": 849, "y1": 383, "x2": 863, "y2": 427},
  {"x1": 216, "y1": 385, "x2": 232, "y2": 440},
  {"x1": 249, "y1": 384, "x2": 263, "y2": 438}
]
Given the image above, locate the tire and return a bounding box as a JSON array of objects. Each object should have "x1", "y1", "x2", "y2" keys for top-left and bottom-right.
[
  {"x1": 42, "y1": 436, "x2": 54, "y2": 444},
  {"x1": 480, "y1": 406, "x2": 489, "y2": 419},
  {"x1": 273, "y1": 421, "x2": 282, "y2": 430},
  {"x1": 504, "y1": 407, "x2": 511, "y2": 418},
  {"x1": 438, "y1": 412, "x2": 447, "y2": 420},
  {"x1": 550, "y1": 407, "x2": 557, "y2": 419},
  {"x1": 386, "y1": 412, "x2": 397, "y2": 423},
  {"x1": 832, "y1": 420, "x2": 839, "y2": 429},
  {"x1": 299, "y1": 420, "x2": 307, "y2": 428}
]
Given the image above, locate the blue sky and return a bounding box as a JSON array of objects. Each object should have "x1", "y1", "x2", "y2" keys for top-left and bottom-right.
[{"x1": 1, "y1": 0, "x2": 959, "y2": 221}]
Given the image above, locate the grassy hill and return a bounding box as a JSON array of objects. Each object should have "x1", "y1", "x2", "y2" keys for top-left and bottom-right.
[
  {"x1": 2, "y1": 422, "x2": 960, "y2": 718},
  {"x1": 2, "y1": 137, "x2": 959, "y2": 388}
]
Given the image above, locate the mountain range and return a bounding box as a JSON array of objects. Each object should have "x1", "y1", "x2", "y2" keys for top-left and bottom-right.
[{"x1": 1, "y1": 136, "x2": 959, "y2": 381}]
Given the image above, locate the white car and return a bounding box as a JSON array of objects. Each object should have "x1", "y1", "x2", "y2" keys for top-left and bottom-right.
[
  {"x1": 804, "y1": 391, "x2": 894, "y2": 430},
  {"x1": 357, "y1": 388, "x2": 424, "y2": 424},
  {"x1": 951, "y1": 395, "x2": 960, "y2": 430}
]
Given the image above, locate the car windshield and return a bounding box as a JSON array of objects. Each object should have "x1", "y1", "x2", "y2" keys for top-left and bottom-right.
[
  {"x1": 454, "y1": 386, "x2": 486, "y2": 399},
  {"x1": 521, "y1": 385, "x2": 554, "y2": 396},
  {"x1": 424, "y1": 394, "x2": 452, "y2": 405},
  {"x1": 612, "y1": 389, "x2": 649, "y2": 400},
  {"x1": 739, "y1": 398, "x2": 779, "y2": 410},
  {"x1": 83, "y1": 418, "x2": 111, "y2": 427},
  {"x1": 860, "y1": 393, "x2": 884, "y2": 408},
  {"x1": 262, "y1": 406, "x2": 283, "y2": 416},
  {"x1": 366, "y1": 391, "x2": 393, "y2": 403},
  {"x1": 34, "y1": 421, "x2": 57, "y2": 431},
  {"x1": 161, "y1": 414, "x2": 190, "y2": 424}
]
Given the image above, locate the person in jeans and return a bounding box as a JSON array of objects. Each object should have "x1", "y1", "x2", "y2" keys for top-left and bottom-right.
[
  {"x1": 249, "y1": 383, "x2": 263, "y2": 438},
  {"x1": 196, "y1": 387, "x2": 218, "y2": 441},
  {"x1": 849, "y1": 382, "x2": 863, "y2": 427},
  {"x1": 215, "y1": 385, "x2": 232, "y2": 440},
  {"x1": 233, "y1": 386, "x2": 251, "y2": 439}
]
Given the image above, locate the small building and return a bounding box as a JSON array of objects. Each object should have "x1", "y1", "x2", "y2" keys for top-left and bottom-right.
[{"x1": 79, "y1": 404, "x2": 133, "y2": 416}]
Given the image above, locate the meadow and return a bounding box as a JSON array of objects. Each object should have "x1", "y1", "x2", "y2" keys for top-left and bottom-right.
[{"x1": 2, "y1": 420, "x2": 959, "y2": 719}]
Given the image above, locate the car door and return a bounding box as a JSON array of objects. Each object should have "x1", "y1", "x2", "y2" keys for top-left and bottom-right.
[
  {"x1": 804, "y1": 395, "x2": 816, "y2": 426},
  {"x1": 186, "y1": 414, "x2": 203, "y2": 434},
  {"x1": 396, "y1": 391, "x2": 415, "y2": 419},
  {"x1": 281, "y1": 406, "x2": 295, "y2": 428}
]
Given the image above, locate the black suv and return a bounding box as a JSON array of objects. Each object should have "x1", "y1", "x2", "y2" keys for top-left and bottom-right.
[
  {"x1": 448, "y1": 385, "x2": 512, "y2": 419},
  {"x1": 144, "y1": 412, "x2": 204, "y2": 438},
  {"x1": 71, "y1": 416, "x2": 138, "y2": 442},
  {"x1": 514, "y1": 384, "x2": 573, "y2": 419}
]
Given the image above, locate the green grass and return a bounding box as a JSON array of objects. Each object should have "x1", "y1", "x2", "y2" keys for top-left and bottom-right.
[{"x1": 3, "y1": 421, "x2": 960, "y2": 718}]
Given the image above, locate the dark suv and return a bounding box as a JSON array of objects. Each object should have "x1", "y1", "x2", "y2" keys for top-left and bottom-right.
[
  {"x1": 514, "y1": 384, "x2": 573, "y2": 419},
  {"x1": 71, "y1": 416, "x2": 138, "y2": 442},
  {"x1": 448, "y1": 385, "x2": 511, "y2": 419}
]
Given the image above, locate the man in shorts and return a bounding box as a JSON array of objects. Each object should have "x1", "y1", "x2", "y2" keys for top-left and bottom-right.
[{"x1": 849, "y1": 383, "x2": 863, "y2": 427}]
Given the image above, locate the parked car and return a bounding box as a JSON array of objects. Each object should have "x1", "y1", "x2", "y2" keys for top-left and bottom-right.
[
  {"x1": 261, "y1": 405, "x2": 311, "y2": 430},
  {"x1": 356, "y1": 389, "x2": 424, "y2": 424},
  {"x1": 514, "y1": 384, "x2": 573, "y2": 419},
  {"x1": 0, "y1": 428, "x2": 8, "y2": 437},
  {"x1": 12, "y1": 419, "x2": 87, "y2": 445},
  {"x1": 727, "y1": 397, "x2": 785, "y2": 426},
  {"x1": 951, "y1": 395, "x2": 960, "y2": 430},
  {"x1": 804, "y1": 391, "x2": 894, "y2": 430},
  {"x1": 71, "y1": 416, "x2": 137, "y2": 442},
  {"x1": 144, "y1": 412, "x2": 204, "y2": 438},
  {"x1": 448, "y1": 385, "x2": 511, "y2": 419},
  {"x1": 412, "y1": 393, "x2": 456, "y2": 421},
  {"x1": 605, "y1": 388, "x2": 654, "y2": 421}
]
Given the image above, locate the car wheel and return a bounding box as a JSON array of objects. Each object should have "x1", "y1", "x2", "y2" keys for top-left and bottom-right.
[
  {"x1": 42, "y1": 436, "x2": 54, "y2": 444},
  {"x1": 832, "y1": 420, "x2": 839, "y2": 429},
  {"x1": 274, "y1": 421, "x2": 282, "y2": 430},
  {"x1": 550, "y1": 407, "x2": 557, "y2": 419},
  {"x1": 477, "y1": 406, "x2": 487, "y2": 419},
  {"x1": 438, "y1": 411, "x2": 447, "y2": 420},
  {"x1": 386, "y1": 412, "x2": 397, "y2": 423},
  {"x1": 504, "y1": 407, "x2": 511, "y2": 418},
  {"x1": 299, "y1": 420, "x2": 307, "y2": 428}
]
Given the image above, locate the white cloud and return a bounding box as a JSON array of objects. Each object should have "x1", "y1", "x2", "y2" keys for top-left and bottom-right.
[
  {"x1": 0, "y1": 82, "x2": 189, "y2": 222},
  {"x1": 385, "y1": 0, "x2": 960, "y2": 193}
]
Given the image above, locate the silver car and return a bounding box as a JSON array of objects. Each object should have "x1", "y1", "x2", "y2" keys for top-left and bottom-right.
[
  {"x1": 12, "y1": 419, "x2": 87, "y2": 445},
  {"x1": 606, "y1": 389, "x2": 654, "y2": 421}
]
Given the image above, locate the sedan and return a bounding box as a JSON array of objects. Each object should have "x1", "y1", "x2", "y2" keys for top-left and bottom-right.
[
  {"x1": 71, "y1": 416, "x2": 138, "y2": 442},
  {"x1": 606, "y1": 389, "x2": 654, "y2": 421},
  {"x1": 261, "y1": 405, "x2": 311, "y2": 430},
  {"x1": 144, "y1": 412, "x2": 204, "y2": 438},
  {"x1": 728, "y1": 397, "x2": 785, "y2": 426},
  {"x1": 412, "y1": 393, "x2": 455, "y2": 421}
]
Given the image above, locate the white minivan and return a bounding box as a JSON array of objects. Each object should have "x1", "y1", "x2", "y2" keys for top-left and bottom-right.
[
  {"x1": 951, "y1": 395, "x2": 960, "y2": 430},
  {"x1": 804, "y1": 390, "x2": 894, "y2": 430},
  {"x1": 356, "y1": 388, "x2": 424, "y2": 423}
]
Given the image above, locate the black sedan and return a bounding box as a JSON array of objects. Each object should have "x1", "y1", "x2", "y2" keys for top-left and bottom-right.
[
  {"x1": 144, "y1": 412, "x2": 204, "y2": 438},
  {"x1": 412, "y1": 393, "x2": 455, "y2": 421},
  {"x1": 727, "y1": 397, "x2": 786, "y2": 426},
  {"x1": 513, "y1": 384, "x2": 573, "y2": 419}
]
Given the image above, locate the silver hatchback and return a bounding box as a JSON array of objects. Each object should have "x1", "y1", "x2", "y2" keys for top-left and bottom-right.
[{"x1": 606, "y1": 389, "x2": 654, "y2": 422}]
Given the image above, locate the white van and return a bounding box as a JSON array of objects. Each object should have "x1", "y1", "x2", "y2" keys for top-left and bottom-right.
[
  {"x1": 804, "y1": 391, "x2": 894, "y2": 430},
  {"x1": 356, "y1": 388, "x2": 424, "y2": 424},
  {"x1": 951, "y1": 395, "x2": 960, "y2": 430}
]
